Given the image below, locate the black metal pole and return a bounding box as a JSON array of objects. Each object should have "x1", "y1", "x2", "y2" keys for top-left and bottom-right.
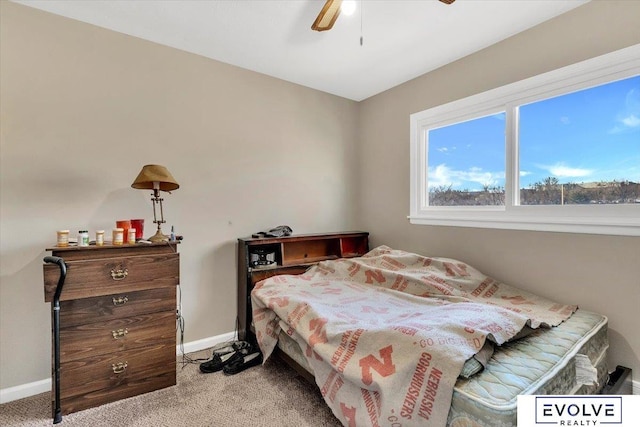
[{"x1": 44, "y1": 256, "x2": 67, "y2": 424}]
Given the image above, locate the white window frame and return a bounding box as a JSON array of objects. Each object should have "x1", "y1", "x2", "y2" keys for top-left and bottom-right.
[{"x1": 409, "y1": 44, "x2": 640, "y2": 237}]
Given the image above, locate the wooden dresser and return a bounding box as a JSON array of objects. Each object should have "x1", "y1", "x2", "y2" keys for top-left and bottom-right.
[
  {"x1": 237, "y1": 231, "x2": 369, "y2": 343},
  {"x1": 43, "y1": 242, "x2": 179, "y2": 416}
]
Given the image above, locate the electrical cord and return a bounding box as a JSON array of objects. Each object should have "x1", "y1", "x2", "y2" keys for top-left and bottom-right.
[{"x1": 176, "y1": 285, "x2": 242, "y2": 369}]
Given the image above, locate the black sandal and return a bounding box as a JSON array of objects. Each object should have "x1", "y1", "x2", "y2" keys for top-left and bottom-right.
[
  {"x1": 211, "y1": 340, "x2": 251, "y2": 356},
  {"x1": 200, "y1": 346, "x2": 252, "y2": 373},
  {"x1": 222, "y1": 351, "x2": 263, "y2": 375}
]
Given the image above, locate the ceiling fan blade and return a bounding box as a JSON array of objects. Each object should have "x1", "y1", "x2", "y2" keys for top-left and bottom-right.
[
  {"x1": 439, "y1": 0, "x2": 456, "y2": 4},
  {"x1": 312, "y1": 0, "x2": 343, "y2": 32}
]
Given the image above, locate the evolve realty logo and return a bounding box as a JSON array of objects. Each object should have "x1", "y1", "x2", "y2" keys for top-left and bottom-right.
[
  {"x1": 535, "y1": 396, "x2": 621, "y2": 426},
  {"x1": 519, "y1": 395, "x2": 640, "y2": 426}
]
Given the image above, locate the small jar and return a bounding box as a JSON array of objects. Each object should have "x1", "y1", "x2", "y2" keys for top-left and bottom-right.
[
  {"x1": 78, "y1": 230, "x2": 89, "y2": 247},
  {"x1": 112, "y1": 228, "x2": 124, "y2": 245},
  {"x1": 116, "y1": 220, "x2": 131, "y2": 244},
  {"x1": 95, "y1": 230, "x2": 105, "y2": 246},
  {"x1": 127, "y1": 228, "x2": 136, "y2": 245},
  {"x1": 56, "y1": 230, "x2": 70, "y2": 247}
]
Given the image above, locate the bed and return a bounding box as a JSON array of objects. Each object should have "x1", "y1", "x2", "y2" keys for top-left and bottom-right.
[{"x1": 250, "y1": 246, "x2": 608, "y2": 427}]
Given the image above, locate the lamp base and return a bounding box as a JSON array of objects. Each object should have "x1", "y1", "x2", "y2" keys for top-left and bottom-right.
[{"x1": 148, "y1": 229, "x2": 169, "y2": 243}]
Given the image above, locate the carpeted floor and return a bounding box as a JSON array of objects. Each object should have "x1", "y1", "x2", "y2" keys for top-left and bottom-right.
[{"x1": 0, "y1": 349, "x2": 342, "y2": 427}]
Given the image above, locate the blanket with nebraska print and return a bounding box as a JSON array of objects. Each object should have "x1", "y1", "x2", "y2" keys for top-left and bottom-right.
[{"x1": 251, "y1": 246, "x2": 576, "y2": 427}]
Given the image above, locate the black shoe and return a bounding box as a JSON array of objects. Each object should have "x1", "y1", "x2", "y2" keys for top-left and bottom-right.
[
  {"x1": 222, "y1": 351, "x2": 263, "y2": 375},
  {"x1": 200, "y1": 346, "x2": 252, "y2": 374},
  {"x1": 211, "y1": 341, "x2": 251, "y2": 357}
]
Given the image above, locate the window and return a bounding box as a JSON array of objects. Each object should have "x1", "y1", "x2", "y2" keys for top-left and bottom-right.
[
  {"x1": 409, "y1": 44, "x2": 640, "y2": 236},
  {"x1": 428, "y1": 112, "x2": 506, "y2": 206},
  {"x1": 519, "y1": 78, "x2": 639, "y2": 206}
]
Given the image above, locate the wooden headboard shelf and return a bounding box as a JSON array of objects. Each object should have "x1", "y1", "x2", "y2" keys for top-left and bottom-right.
[{"x1": 237, "y1": 231, "x2": 369, "y2": 343}]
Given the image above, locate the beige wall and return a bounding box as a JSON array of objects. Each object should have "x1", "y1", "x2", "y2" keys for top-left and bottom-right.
[
  {"x1": 1, "y1": 0, "x2": 639, "y2": 395},
  {"x1": 0, "y1": 1, "x2": 358, "y2": 389},
  {"x1": 358, "y1": 0, "x2": 640, "y2": 377}
]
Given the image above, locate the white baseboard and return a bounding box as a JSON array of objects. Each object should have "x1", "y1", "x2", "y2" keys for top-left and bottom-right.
[
  {"x1": 0, "y1": 331, "x2": 237, "y2": 404},
  {"x1": 177, "y1": 331, "x2": 237, "y2": 355},
  {"x1": 0, "y1": 378, "x2": 51, "y2": 405}
]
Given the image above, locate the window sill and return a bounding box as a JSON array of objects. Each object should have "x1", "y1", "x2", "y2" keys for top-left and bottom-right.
[{"x1": 408, "y1": 213, "x2": 640, "y2": 236}]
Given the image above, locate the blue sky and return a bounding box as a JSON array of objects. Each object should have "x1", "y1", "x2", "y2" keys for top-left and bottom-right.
[{"x1": 428, "y1": 75, "x2": 640, "y2": 191}]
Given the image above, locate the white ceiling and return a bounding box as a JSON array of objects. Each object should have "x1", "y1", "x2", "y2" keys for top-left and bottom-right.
[{"x1": 15, "y1": 0, "x2": 590, "y2": 101}]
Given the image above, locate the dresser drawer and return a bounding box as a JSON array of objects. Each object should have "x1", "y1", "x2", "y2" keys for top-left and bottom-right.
[
  {"x1": 60, "y1": 310, "x2": 176, "y2": 363},
  {"x1": 59, "y1": 342, "x2": 175, "y2": 415},
  {"x1": 60, "y1": 287, "x2": 176, "y2": 328},
  {"x1": 44, "y1": 253, "x2": 179, "y2": 302}
]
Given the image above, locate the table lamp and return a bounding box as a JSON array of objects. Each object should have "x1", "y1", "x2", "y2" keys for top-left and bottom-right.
[{"x1": 131, "y1": 164, "x2": 179, "y2": 243}]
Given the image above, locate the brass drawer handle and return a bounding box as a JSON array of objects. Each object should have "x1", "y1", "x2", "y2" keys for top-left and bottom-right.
[
  {"x1": 110, "y1": 267, "x2": 128, "y2": 281},
  {"x1": 111, "y1": 328, "x2": 129, "y2": 339},
  {"x1": 112, "y1": 296, "x2": 129, "y2": 306},
  {"x1": 112, "y1": 362, "x2": 128, "y2": 374}
]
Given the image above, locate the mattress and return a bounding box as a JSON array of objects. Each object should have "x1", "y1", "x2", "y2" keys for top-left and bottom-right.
[{"x1": 276, "y1": 309, "x2": 608, "y2": 427}]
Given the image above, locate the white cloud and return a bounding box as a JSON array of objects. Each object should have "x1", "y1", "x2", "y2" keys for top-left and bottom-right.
[
  {"x1": 621, "y1": 114, "x2": 640, "y2": 128},
  {"x1": 538, "y1": 162, "x2": 593, "y2": 178},
  {"x1": 609, "y1": 126, "x2": 623, "y2": 134},
  {"x1": 435, "y1": 146, "x2": 457, "y2": 153},
  {"x1": 560, "y1": 116, "x2": 570, "y2": 125},
  {"x1": 609, "y1": 87, "x2": 640, "y2": 133},
  {"x1": 520, "y1": 170, "x2": 532, "y2": 177},
  {"x1": 428, "y1": 164, "x2": 504, "y2": 189},
  {"x1": 626, "y1": 87, "x2": 640, "y2": 111}
]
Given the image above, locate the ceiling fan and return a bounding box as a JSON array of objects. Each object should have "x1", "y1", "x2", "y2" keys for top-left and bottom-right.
[{"x1": 311, "y1": 0, "x2": 456, "y2": 32}]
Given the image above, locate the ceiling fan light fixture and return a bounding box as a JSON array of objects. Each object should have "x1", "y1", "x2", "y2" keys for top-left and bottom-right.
[
  {"x1": 312, "y1": 0, "x2": 454, "y2": 33},
  {"x1": 341, "y1": 0, "x2": 356, "y2": 16},
  {"x1": 311, "y1": 0, "x2": 342, "y2": 32}
]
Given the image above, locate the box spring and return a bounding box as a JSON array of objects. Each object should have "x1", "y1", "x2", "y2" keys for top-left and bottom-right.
[{"x1": 275, "y1": 309, "x2": 608, "y2": 427}]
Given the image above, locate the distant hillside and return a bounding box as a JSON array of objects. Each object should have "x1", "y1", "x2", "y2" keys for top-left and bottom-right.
[
  {"x1": 430, "y1": 179, "x2": 640, "y2": 206},
  {"x1": 521, "y1": 179, "x2": 639, "y2": 205}
]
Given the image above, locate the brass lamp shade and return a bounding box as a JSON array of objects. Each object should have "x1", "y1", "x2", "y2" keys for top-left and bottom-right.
[
  {"x1": 131, "y1": 164, "x2": 179, "y2": 191},
  {"x1": 131, "y1": 164, "x2": 178, "y2": 243}
]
